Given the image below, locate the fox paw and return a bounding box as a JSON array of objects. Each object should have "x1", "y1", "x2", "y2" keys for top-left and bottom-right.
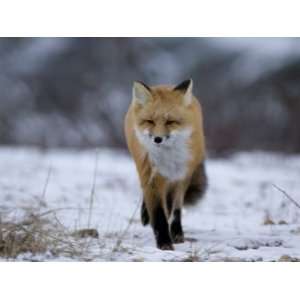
[
  {"x1": 157, "y1": 243, "x2": 174, "y2": 251},
  {"x1": 172, "y1": 233, "x2": 185, "y2": 244}
]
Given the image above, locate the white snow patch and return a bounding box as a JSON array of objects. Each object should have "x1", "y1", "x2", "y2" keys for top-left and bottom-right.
[{"x1": 0, "y1": 147, "x2": 300, "y2": 261}]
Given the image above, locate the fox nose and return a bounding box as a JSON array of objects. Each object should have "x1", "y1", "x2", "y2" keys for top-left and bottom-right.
[{"x1": 154, "y1": 136, "x2": 163, "y2": 144}]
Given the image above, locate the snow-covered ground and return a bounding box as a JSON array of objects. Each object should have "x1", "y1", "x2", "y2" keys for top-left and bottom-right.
[{"x1": 0, "y1": 147, "x2": 300, "y2": 261}]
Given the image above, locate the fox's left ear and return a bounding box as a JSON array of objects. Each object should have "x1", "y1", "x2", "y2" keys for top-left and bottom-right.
[{"x1": 174, "y1": 79, "x2": 193, "y2": 105}]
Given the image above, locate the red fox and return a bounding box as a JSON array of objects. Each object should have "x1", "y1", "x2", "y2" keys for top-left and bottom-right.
[{"x1": 124, "y1": 79, "x2": 207, "y2": 250}]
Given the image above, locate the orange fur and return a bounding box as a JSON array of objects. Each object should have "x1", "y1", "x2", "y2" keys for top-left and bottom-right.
[{"x1": 124, "y1": 80, "x2": 206, "y2": 249}]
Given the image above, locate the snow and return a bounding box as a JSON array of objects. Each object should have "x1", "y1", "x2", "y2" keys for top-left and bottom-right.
[{"x1": 0, "y1": 147, "x2": 300, "y2": 261}]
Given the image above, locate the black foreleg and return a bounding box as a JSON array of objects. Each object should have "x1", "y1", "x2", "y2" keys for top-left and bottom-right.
[
  {"x1": 170, "y1": 209, "x2": 184, "y2": 243},
  {"x1": 153, "y1": 205, "x2": 173, "y2": 250},
  {"x1": 141, "y1": 200, "x2": 150, "y2": 226}
]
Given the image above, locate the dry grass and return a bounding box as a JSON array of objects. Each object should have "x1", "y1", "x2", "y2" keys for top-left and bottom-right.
[
  {"x1": 178, "y1": 242, "x2": 202, "y2": 261},
  {"x1": 278, "y1": 255, "x2": 300, "y2": 262},
  {"x1": 0, "y1": 216, "x2": 47, "y2": 258},
  {"x1": 87, "y1": 150, "x2": 99, "y2": 229},
  {"x1": 263, "y1": 215, "x2": 275, "y2": 225},
  {"x1": 182, "y1": 252, "x2": 201, "y2": 262},
  {"x1": 110, "y1": 198, "x2": 141, "y2": 256},
  {"x1": 0, "y1": 211, "x2": 86, "y2": 260},
  {"x1": 272, "y1": 184, "x2": 300, "y2": 210},
  {"x1": 0, "y1": 153, "x2": 105, "y2": 261},
  {"x1": 72, "y1": 228, "x2": 99, "y2": 239}
]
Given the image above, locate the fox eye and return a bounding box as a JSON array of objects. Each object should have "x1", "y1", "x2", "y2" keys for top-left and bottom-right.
[
  {"x1": 144, "y1": 119, "x2": 154, "y2": 125},
  {"x1": 166, "y1": 120, "x2": 178, "y2": 125}
]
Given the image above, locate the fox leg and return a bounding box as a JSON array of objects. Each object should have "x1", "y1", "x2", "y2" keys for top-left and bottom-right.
[
  {"x1": 170, "y1": 208, "x2": 184, "y2": 243},
  {"x1": 143, "y1": 186, "x2": 173, "y2": 250},
  {"x1": 170, "y1": 183, "x2": 186, "y2": 244},
  {"x1": 141, "y1": 200, "x2": 149, "y2": 226}
]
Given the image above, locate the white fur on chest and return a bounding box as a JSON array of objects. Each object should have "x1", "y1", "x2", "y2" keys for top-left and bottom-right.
[{"x1": 135, "y1": 127, "x2": 192, "y2": 181}]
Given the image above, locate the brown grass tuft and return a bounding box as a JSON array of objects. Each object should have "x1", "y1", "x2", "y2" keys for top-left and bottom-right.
[
  {"x1": 278, "y1": 255, "x2": 300, "y2": 262},
  {"x1": 0, "y1": 212, "x2": 85, "y2": 260}
]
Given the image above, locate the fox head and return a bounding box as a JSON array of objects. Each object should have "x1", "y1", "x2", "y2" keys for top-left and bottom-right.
[{"x1": 132, "y1": 79, "x2": 195, "y2": 148}]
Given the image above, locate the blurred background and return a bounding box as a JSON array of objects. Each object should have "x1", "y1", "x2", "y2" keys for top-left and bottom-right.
[{"x1": 0, "y1": 37, "x2": 299, "y2": 156}]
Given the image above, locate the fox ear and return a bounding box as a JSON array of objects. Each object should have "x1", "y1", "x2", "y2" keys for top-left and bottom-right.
[
  {"x1": 133, "y1": 81, "x2": 152, "y2": 105},
  {"x1": 174, "y1": 79, "x2": 193, "y2": 105}
]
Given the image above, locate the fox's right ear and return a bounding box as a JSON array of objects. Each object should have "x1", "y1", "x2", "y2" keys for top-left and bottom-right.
[
  {"x1": 174, "y1": 79, "x2": 193, "y2": 106},
  {"x1": 132, "y1": 81, "x2": 152, "y2": 105}
]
